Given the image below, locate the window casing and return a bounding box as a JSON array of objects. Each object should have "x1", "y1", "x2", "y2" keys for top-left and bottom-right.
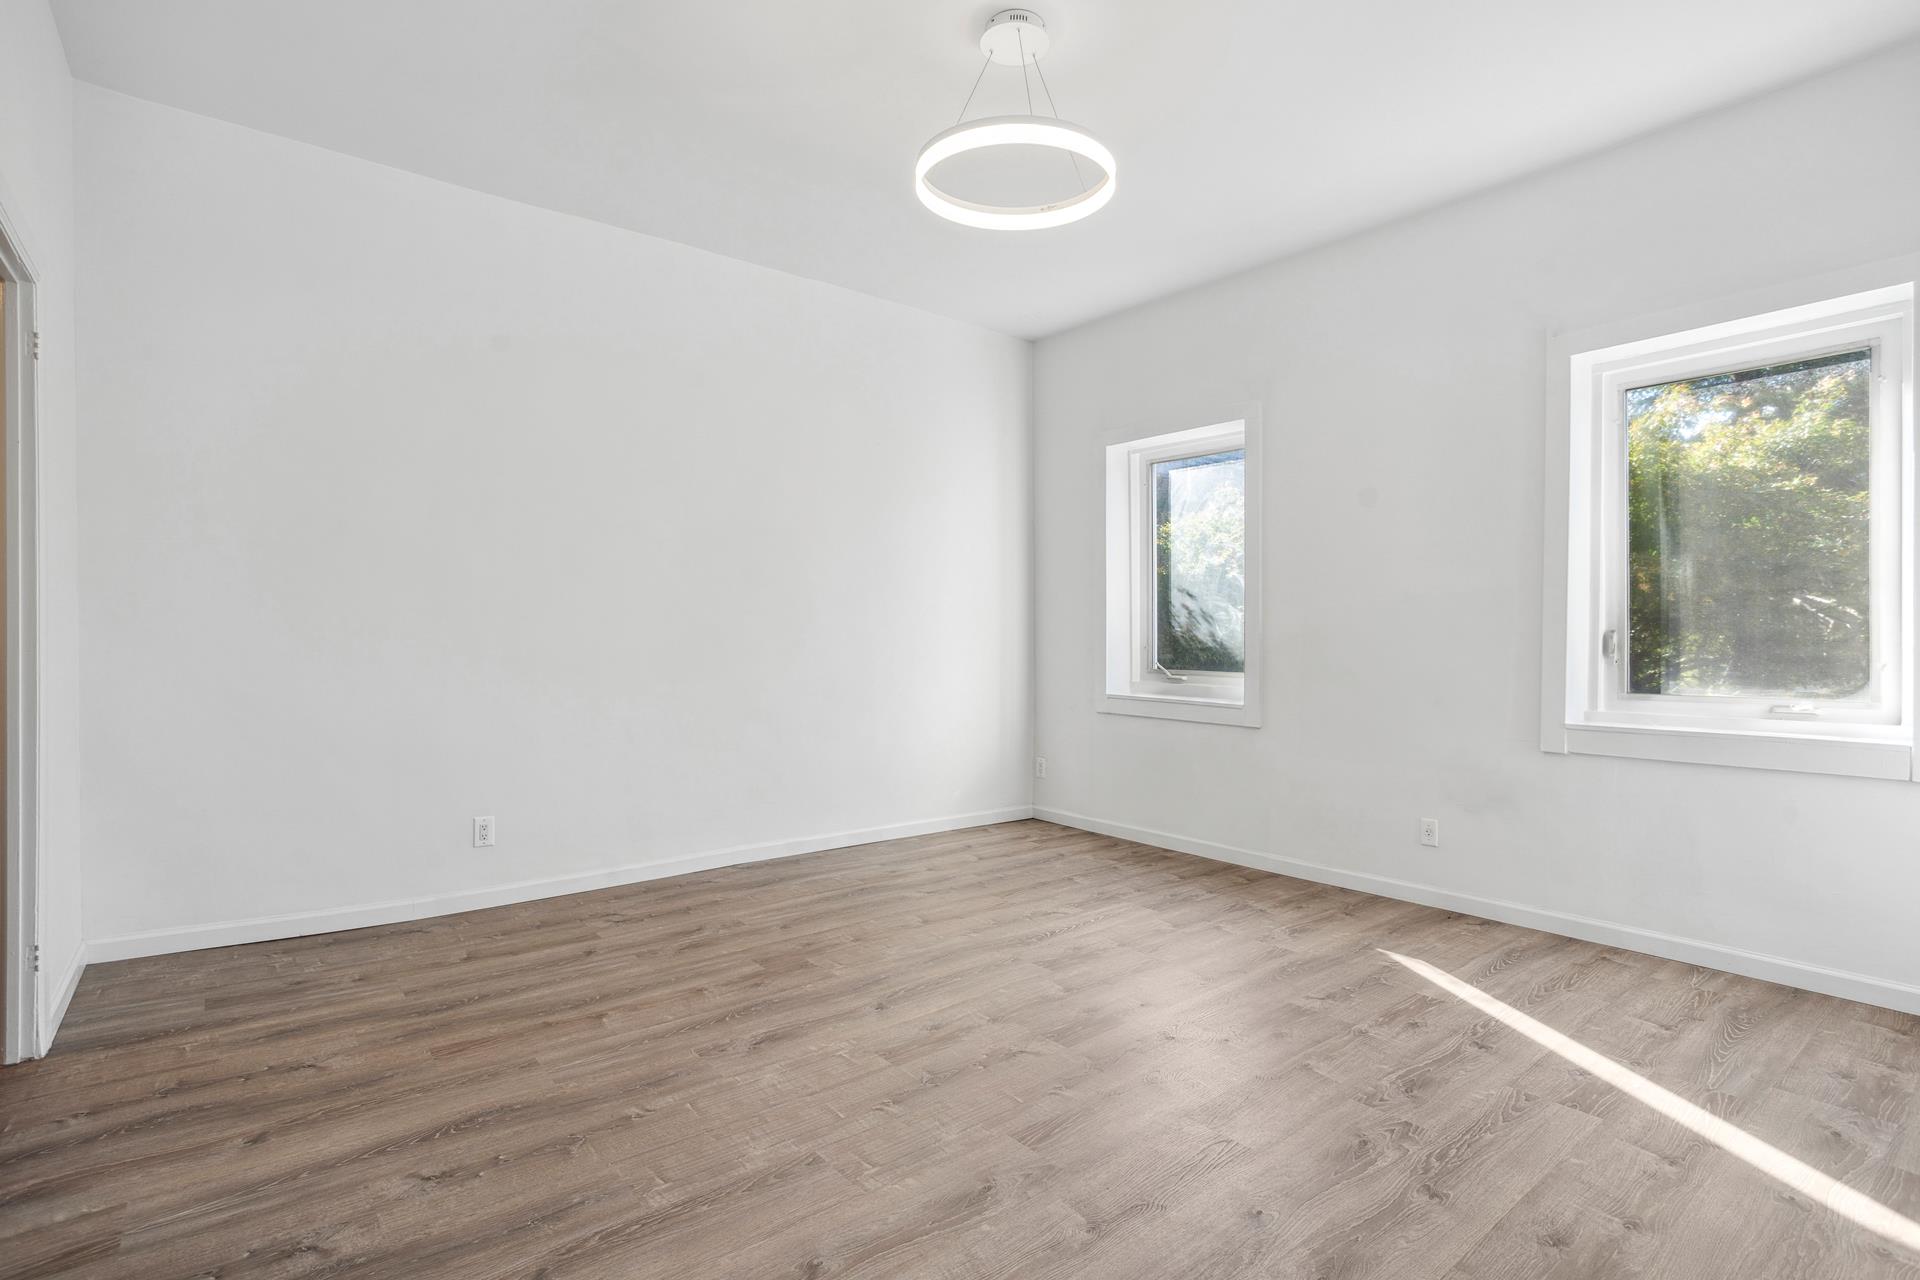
[
  {"x1": 1550, "y1": 282, "x2": 1916, "y2": 779},
  {"x1": 1103, "y1": 411, "x2": 1261, "y2": 727}
]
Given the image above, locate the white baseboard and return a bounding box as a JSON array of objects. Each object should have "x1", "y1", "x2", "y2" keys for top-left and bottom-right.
[
  {"x1": 85, "y1": 806, "x2": 1035, "y2": 966},
  {"x1": 1034, "y1": 806, "x2": 1920, "y2": 1018},
  {"x1": 42, "y1": 940, "x2": 86, "y2": 1053}
]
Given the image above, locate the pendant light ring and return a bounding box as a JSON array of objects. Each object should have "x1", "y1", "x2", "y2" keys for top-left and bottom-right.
[{"x1": 913, "y1": 115, "x2": 1116, "y2": 231}]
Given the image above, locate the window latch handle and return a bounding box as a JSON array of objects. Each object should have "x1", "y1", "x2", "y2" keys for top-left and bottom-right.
[
  {"x1": 1767, "y1": 703, "x2": 1821, "y2": 719},
  {"x1": 1152, "y1": 661, "x2": 1189, "y2": 683},
  {"x1": 1600, "y1": 629, "x2": 1619, "y2": 664}
]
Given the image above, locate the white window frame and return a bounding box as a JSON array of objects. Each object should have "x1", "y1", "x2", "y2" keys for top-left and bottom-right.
[
  {"x1": 1545, "y1": 275, "x2": 1917, "y2": 780},
  {"x1": 1101, "y1": 407, "x2": 1261, "y2": 727}
]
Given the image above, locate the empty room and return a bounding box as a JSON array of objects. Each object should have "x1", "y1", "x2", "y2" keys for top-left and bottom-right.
[{"x1": 3, "y1": 1, "x2": 1920, "y2": 1276}]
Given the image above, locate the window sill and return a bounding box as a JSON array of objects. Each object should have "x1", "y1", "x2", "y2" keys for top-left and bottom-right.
[
  {"x1": 1557, "y1": 720, "x2": 1913, "y2": 780},
  {"x1": 1099, "y1": 691, "x2": 1261, "y2": 728}
]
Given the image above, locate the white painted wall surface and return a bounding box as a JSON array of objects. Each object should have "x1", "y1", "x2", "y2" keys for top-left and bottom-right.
[
  {"x1": 73, "y1": 86, "x2": 1032, "y2": 951},
  {"x1": 0, "y1": 0, "x2": 86, "y2": 1046},
  {"x1": 1033, "y1": 40, "x2": 1920, "y2": 1011}
]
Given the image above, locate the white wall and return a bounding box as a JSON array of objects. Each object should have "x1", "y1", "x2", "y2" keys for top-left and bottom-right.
[
  {"x1": 0, "y1": 0, "x2": 85, "y2": 1047},
  {"x1": 1034, "y1": 40, "x2": 1920, "y2": 1012},
  {"x1": 74, "y1": 86, "x2": 1032, "y2": 953}
]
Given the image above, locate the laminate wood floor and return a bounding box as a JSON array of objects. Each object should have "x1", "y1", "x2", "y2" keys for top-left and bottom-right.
[{"x1": 4, "y1": 820, "x2": 1918, "y2": 1279}]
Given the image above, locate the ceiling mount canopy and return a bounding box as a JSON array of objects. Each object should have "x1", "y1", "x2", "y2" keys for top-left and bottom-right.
[{"x1": 914, "y1": 9, "x2": 1115, "y2": 231}]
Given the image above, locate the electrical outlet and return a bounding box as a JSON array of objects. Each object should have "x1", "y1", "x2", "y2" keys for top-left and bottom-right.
[
  {"x1": 1034, "y1": 756, "x2": 1048, "y2": 780},
  {"x1": 473, "y1": 815, "x2": 496, "y2": 848},
  {"x1": 1419, "y1": 818, "x2": 1440, "y2": 848}
]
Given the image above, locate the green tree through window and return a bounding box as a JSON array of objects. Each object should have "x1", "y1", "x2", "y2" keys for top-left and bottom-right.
[
  {"x1": 1627, "y1": 349, "x2": 1873, "y2": 698},
  {"x1": 1153, "y1": 450, "x2": 1245, "y2": 672}
]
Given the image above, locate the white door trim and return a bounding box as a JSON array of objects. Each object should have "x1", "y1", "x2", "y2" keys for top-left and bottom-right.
[{"x1": 0, "y1": 194, "x2": 45, "y2": 1065}]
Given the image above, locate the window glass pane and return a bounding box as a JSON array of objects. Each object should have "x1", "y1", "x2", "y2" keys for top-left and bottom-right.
[
  {"x1": 1153, "y1": 449, "x2": 1245, "y2": 673},
  {"x1": 1626, "y1": 348, "x2": 1873, "y2": 699}
]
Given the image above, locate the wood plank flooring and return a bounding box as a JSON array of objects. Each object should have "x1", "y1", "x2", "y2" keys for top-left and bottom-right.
[{"x1": 3, "y1": 819, "x2": 1918, "y2": 1279}]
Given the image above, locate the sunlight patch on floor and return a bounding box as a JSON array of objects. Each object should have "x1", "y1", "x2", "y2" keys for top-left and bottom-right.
[{"x1": 1381, "y1": 949, "x2": 1920, "y2": 1257}]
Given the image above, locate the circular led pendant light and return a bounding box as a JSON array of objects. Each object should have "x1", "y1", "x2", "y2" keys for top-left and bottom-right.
[{"x1": 915, "y1": 10, "x2": 1115, "y2": 231}]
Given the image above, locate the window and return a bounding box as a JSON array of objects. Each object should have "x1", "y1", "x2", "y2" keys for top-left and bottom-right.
[
  {"x1": 1154, "y1": 449, "x2": 1246, "y2": 674},
  {"x1": 1103, "y1": 411, "x2": 1261, "y2": 726},
  {"x1": 1627, "y1": 350, "x2": 1876, "y2": 704},
  {"x1": 1548, "y1": 282, "x2": 1915, "y2": 779}
]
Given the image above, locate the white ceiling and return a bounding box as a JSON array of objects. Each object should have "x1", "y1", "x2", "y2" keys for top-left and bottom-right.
[{"x1": 50, "y1": 1, "x2": 1920, "y2": 338}]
